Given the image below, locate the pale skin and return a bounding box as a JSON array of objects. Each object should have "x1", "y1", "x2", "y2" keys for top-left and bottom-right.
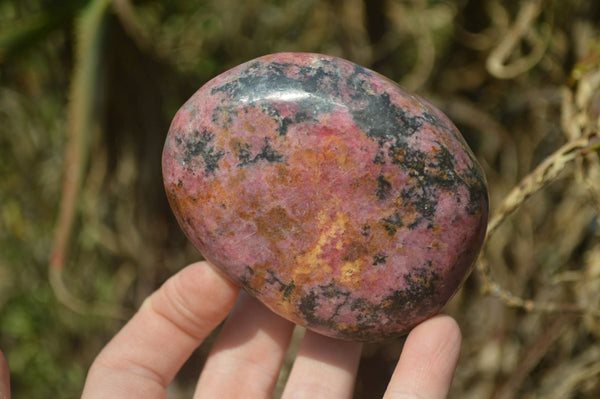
[{"x1": 0, "y1": 261, "x2": 462, "y2": 398}]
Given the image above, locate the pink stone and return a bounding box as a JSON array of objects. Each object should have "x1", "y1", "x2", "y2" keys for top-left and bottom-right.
[{"x1": 162, "y1": 52, "x2": 488, "y2": 342}]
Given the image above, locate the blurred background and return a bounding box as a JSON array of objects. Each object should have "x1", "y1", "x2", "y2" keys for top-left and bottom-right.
[{"x1": 1, "y1": 0, "x2": 600, "y2": 397}]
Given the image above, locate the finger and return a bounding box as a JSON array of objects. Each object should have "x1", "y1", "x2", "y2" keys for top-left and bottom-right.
[
  {"x1": 195, "y1": 292, "x2": 295, "y2": 398},
  {"x1": 281, "y1": 330, "x2": 363, "y2": 399},
  {"x1": 383, "y1": 315, "x2": 462, "y2": 399},
  {"x1": 82, "y1": 261, "x2": 239, "y2": 399},
  {"x1": 0, "y1": 349, "x2": 10, "y2": 399}
]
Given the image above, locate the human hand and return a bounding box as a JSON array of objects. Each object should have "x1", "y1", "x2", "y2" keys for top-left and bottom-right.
[{"x1": 81, "y1": 261, "x2": 461, "y2": 398}]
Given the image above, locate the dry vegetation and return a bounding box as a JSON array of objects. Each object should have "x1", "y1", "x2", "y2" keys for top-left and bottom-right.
[{"x1": 1, "y1": 0, "x2": 599, "y2": 397}]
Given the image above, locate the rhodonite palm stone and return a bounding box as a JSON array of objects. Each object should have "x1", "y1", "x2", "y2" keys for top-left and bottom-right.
[{"x1": 162, "y1": 52, "x2": 488, "y2": 342}]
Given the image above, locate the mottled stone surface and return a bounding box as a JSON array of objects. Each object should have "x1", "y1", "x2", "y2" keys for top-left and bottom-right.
[{"x1": 162, "y1": 53, "x2": 488, "y2": 342}]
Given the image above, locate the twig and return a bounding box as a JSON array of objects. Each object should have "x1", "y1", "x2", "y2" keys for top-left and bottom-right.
[
  {"x1": 539, "y1": 347, "x2": 600, "y2": 399},
  {"x1": 111, "y1": 0, "x2": 154, "y2": 53},
  {"x1": 49, "y1": 268, "x2": 127, "y2": 319},
  {"x1": 456, "y1": 0, "x2": 509, "y2": 51},
  {"x1": 49, "y1": 0, "x2": 127, "y2": 320},
  {"x1": 477, "y1": 257, "x2": 596, "y2": 315},
  {"x1": 478, "y1": 132, "x2": 599, "y2": 316},
  {"x1": 400, "y1": 0, "x2": 436, "y2": 91},
  {"x1": 486, "y1": 135, "x2": 592, "y2": 238},
  {"x1": 486, "y1": 0, "x2": 550, "y2": 79},
  {"x1": 493, "y1": 313, "x2": 577, "y2": 399}
]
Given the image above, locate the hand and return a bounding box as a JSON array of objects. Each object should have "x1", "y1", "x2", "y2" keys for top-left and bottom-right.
[{"x1": 81, "y1": 261, "x2": 461, "y2": 398}]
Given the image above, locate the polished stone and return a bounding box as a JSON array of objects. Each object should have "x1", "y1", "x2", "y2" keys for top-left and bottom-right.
[{"x1": 162, "y1": 52, "x2": 488, "y2": 342}]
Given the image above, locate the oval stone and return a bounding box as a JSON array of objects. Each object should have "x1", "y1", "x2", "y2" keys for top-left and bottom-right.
[{"x1": 162, "y1": 52, "x2": 488, "y2": 342}]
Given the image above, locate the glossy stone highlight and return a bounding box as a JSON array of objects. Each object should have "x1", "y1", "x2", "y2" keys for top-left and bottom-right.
[{"x1": 162, "y1": 52, "x2": 488, "y2": 342}]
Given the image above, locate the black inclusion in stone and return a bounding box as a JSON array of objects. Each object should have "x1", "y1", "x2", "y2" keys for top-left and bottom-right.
[
  {"x1": 279, "y1": 116, "x2": 294, "y2": 136},
  {"x1": 319, "y1": 282, "x2": 352, "y2": 321},
  {"x1": 213, "y1": 60, "x2": 338, "y2": 137},
  {"x1": 376, "y1": 174, "x2": 392, "y2": 200},
  {"x1": 388, "y1": 141, "x2": 426, "y2": 174},
  {"x1": 265, "y1": 270, "x2": 296, "y2": 302},
  {"x1": 239, "y1": 266, "x2": 259, "y2": 294},
  {"x1": 400, "y1": 184, "x2": 438, "y2": 225},
  {"x1": 360, "y1": 225, "x2": 371, "y2": 237},
  {"x1": 180, "y1": 130, "x2": 224, "y2": 175},
  {"x1": 403, "y1": 263, "x2": 441, "y2": 304},
  {"x1": 237, "y1": 137, "x2": 284, "y2": 167},
  {"x1": 212, "y1": 60, "x2": 340, "y2": 107},
  {"x1": 380, "y1": 264, "x2": 441, "y2": 320},
  {"x1": 235, "y1": 142, "x2": 252, "y2": 165},
  {"x1": 297, "y1": 282, "x2": 355, "y2": 330},
  {"x1": 298, "y1": 60, "x2": 341, "y2": 95},
  {"x1": 211, "y1": 105, "x2": 237, "y2": 127},
  {"x1": 298, "y1": 290, "x2": 320, "y2": 325},
  {"x1": 413, "y1": 193, "x2": 437, "y2": 220},
  {"x1": 381, "y1": 212, "x2": 404, "y2": 236},
  {"x1": 428, "y1": 144, "x2": 462, "y2": 188},
  {"x1": 276, "y1": 110, "x2": 317, "y2": 136},
  {"x1": 465, "y1": 165, "x2": 488, "y2": 215},
  {"x1": 372, "y1": 253, "x2": 387, "y2": 266},
  {"x1": 282, "y1": 280, "x2": 295, "y2": 302},
  {"x1": 351, "y1": 91, "x2": 424, "y2": 140}
]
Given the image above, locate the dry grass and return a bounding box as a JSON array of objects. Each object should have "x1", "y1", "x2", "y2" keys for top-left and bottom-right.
[{"x1": 1, "y1": 0, "x2": 599, "y2": 397}]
